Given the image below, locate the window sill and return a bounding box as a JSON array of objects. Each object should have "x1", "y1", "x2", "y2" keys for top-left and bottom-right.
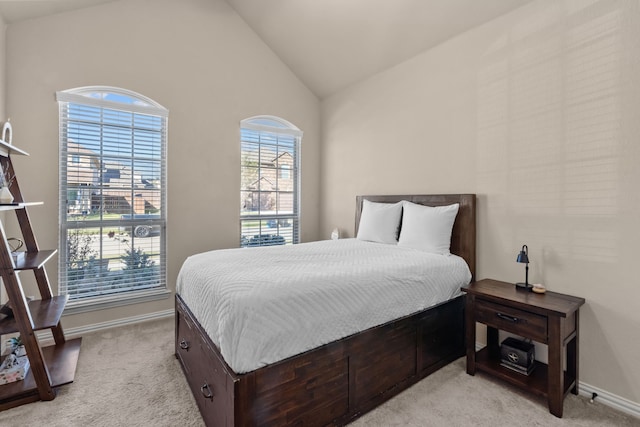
[{"x1": 62, "y1": 288, "x2": 172, "y2": 316}]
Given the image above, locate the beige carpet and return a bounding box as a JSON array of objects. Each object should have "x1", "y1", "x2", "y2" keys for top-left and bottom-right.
[{"x1": 0, "y1": 318, "x2": 637, "y2": 427}]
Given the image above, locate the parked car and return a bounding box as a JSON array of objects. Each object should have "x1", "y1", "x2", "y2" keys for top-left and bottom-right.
[
  {"x1": 266, "y1": 219, "x2": 291, "y2": 228},
  {"x1": 241, "y1": 234, "x2": 286, "y2": 247},
  {"x1": 120, "y1": 214, "x2": 161, "y2": 238}
]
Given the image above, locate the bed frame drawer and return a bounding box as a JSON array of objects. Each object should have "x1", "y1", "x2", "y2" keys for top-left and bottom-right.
[
  {"x1": 176, "y1": 307, "x2": 198, "y2": 374},
  {"x1": 176, "y1": 303, "x2": 235, "y2": 427},
  {"x1": 352, "y1": 321, "x2": 416, "y2": 406},
  {"x1": 252, "y1": 346, "x2": 349, "y2": 425},
  {"x1": 475, "y1": 299, "x2": 547, "y2": 342},
  {"x1": 418, "y1": 299, "x2": 465, "y2": 370}
]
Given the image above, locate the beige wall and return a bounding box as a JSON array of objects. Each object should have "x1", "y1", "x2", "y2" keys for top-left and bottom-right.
[
  {"x1": 321, "y1": 0, "x2": 640, "y2": 406},
  {"x1": 3, "y1": 0, "x2": 320, "y2": 327}
]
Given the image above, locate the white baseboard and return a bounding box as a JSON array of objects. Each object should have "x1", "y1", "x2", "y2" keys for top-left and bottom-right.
[
  {"x1": 36, "y1": 309, "x2": 174, "y2": 344},
  {"x1": 474, "y1": 342, "x2": 640, "y2": 420},
  {"x1": 579, "y1": 382, "x2": 640, "y2": 419}
]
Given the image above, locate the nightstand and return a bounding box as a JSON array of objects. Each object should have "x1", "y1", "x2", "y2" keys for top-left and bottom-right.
[{"x1": 461, "y1": 279, "x2": 585, "y2": 418}]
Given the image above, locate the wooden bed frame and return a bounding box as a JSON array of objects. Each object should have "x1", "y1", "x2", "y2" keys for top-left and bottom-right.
[{"x1": 175, "y1": 194, "x2": 476, "y2": 426}]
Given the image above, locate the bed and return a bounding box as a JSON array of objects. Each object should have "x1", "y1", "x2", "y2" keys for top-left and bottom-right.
[{"x1": 175, "y1": 194, "x2": 476, "y2": 426}]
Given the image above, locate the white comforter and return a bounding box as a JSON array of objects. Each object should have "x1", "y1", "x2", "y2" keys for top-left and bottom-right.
[{"x1": 176, "y1": 238, "x2": 471, "y2": 374}]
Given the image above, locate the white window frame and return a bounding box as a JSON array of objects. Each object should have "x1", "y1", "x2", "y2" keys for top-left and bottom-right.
[
  {"x1": 56, "y1": 86, "x2": 170, "y2": 313},
  {"x1": 240, "y1": 115, "x2": 302, "y2": 247}
]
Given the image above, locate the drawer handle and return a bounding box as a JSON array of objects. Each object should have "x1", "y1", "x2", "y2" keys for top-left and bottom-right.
[
  {"x1": 496, "y1": 312, "x2": 523, "y2": 323},
  {"x1": 179, "y1": 339, "x2": 190, "y2": 350},
  {"x1": 201, "y1": 383, "x2": 214, "y2": 400}
]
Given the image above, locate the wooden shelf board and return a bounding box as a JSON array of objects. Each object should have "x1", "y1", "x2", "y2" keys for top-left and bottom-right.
[
  {"x1": 0, "y1": 202, "x2": 43, "y2": 211},
  {"x1": 0, "y1": 392, "x2": 40, "y2": 411},
  {"x1": 475, "y1": 347, "x2": 575, "y2": 398},
  {"x1": 44, "y1": 337, "x2": 82, "y2": 387},
  {"x1": 13, "y1": 249, "x2": 57, "y2": 270},
  {"x1": 0, "y1": 140, "x2": 29, "y2": 157},
  {"x1": 0, "y1": 295, "x2": 69, "y2": 335},
  {"x1": 0, "y1": 338, "x2": 82, "y2": 408}
]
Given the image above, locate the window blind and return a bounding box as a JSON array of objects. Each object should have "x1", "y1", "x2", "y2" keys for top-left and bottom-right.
[
  {"x1": 240, "y1": 117, "x2": 301, "y2": 247},
  {"x1": 57, "y1": 87, "x2": 167, "y2": 303}
]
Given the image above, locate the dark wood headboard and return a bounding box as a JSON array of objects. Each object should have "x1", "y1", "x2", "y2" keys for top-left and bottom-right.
[{"x1": 355, "y1": 194, "x2": 476, "y2": 280}]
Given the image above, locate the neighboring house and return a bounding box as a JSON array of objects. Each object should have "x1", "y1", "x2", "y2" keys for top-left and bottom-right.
[
  {"x1": 243, "y1": 151, "x2": 294, "y2": 213},
  {"x1": 66, "y1": 142, "x2": 160, "y2": 215},
  {"x1": 66, "y1": 142, "x2": 100, "y2": 215}
]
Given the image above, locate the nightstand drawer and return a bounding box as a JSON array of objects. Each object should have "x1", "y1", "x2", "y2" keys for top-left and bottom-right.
[{"x1": 475, "y1": 299, "x2": 547, "y2": 342}]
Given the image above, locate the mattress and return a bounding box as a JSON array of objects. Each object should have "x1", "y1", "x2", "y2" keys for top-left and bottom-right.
[{"x1": 176, "y1": 238, "x2": 471, "y2": 374}]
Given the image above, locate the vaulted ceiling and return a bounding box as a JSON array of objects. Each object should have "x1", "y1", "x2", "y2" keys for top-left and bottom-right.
[
  {"x1": 0, "y1": 0, "x2": 533, "y2": 98},
  {"x1": 225, "y1": 0, "x2": 533, "y2": 98}
]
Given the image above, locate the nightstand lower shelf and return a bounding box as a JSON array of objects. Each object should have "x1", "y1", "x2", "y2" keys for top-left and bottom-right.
[
  {"x1": 475, "y1": 347, "x2": 576, "y2": 399},
  {"x1": 0, "y1": 337, "x2": 82, "y2": 410}
]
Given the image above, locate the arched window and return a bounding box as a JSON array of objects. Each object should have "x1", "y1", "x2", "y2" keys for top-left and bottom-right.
[
  {"x1": 240, "y1": 116, "x2": 302, "y2": 247},
  {"x1": 56, "y1": 86, "x2": 168, "y2": 309}
]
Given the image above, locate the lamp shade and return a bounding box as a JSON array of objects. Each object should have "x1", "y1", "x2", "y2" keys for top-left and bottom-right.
[{"x1": 516, "y1": 245, "x2": 529, "y2": 264}]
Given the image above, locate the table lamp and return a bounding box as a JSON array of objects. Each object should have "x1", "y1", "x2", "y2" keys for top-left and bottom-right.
[{"x1": 515, "y1": 244, "x2": 531, "y2": 290}]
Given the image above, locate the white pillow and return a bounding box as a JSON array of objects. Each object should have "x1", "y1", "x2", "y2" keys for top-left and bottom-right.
[
  {"x1": 356, "y1": 200, "x2": 403, "y2": 244},
  {"x1": 398, "y1": 202, "x2": 459, "y2": 255}
]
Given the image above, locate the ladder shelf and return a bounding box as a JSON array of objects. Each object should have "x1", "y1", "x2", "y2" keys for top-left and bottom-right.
[{"x1": 0, "y1": 145, "x2": 81, "y2": 410}]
